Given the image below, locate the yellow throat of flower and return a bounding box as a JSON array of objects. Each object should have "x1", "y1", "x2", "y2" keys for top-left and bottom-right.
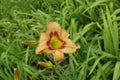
[{"x1": 49, "y1": 35, "x2": 63, "y2": 49}]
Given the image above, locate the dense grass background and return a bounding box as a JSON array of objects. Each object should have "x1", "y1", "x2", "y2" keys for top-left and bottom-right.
[{"x1": 0, "y1": 0, "x2": 120, "y2": 80}]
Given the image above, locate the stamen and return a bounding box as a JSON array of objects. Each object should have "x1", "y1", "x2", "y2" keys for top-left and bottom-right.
[{"x1": 47, "y1": 32, "x2": 65, "y2": 49}]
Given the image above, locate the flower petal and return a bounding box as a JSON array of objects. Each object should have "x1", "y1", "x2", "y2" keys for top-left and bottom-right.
[
  {"x1": 53, "y1": 51, "x2": 64, "y2": 61},
  {"x1": 60, "y1": 46, "x2": 78, "y2": 54},
  {"x1": 42, "y1": 48, "x2": 55, "y2": 55},
  {"x1": 60, "y1": 39, "x2": 80, "y2": 54},
  {"x1": 64, "y1": 39, "x2": 77, "y2": 47},
  {"x1": 47, "y1": 21, "x2": 61, "y2": 34},
  {"x1": 35, "y1": 41, "x2": 48, "y2": 54},
  {"x1": 39, "y1": 33, "x2": 49, "y2": 43},
  {"x1": 60, "y1": 29, "x2": 69, "y2": 39}
]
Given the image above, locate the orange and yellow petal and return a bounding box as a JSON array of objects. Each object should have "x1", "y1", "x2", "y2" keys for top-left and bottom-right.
[
  {"x1": 36, "y1": 41, "x2": 48, "y2": 54},
  {"x1": 42, "y1": 48, "x2": 55, "y2": 55},
  {"x1": 39, "y1": 33, "x2": 49, "y2": 43},
  {"x1": 60, "y1": 39, "x2": 80, "y2": 54},
  {"x1": 64, "y1": 39, "x2": 80, "y2": 49},
  {"x1": 47, "y1": 21, "x2": 61, "y2": 35},
  {"x1": 60, "y1": 29, "x2": 69, "y2": 39},
  {"x1": 53, "y1": 51, "x2": 64, "y2": 61},
  {"x1": 60, "y1": 46, "x2": 80, "y2": 54},
  {"x1": 64, "y1": 39, "x2": 76, "y2": 47}
]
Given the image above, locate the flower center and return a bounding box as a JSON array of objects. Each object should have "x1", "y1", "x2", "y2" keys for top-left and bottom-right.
[{"x1": 49, "y1": 35, "x2": 63, "y2": 49}]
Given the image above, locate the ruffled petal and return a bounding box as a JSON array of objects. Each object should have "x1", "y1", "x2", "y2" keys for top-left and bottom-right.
[
  {"x1": 59, "y1": 46, "x2": 79, "y2": 54},
  {"x1": 64, "y1": 39, "x2": 77, "y2": 47},
  {"x1": 39, "y1": 33, "x2": 49, "y2": 43},
  {"x1": 53, "y1": 51, "x2": 64, "y2": 61},
  {"x1": 64, "y1": 39, "x2": 80, "y2": 48},
  {"x1": 47, "y1": 21, "x2": 61, "y2": 35},
  {"x1": 35, "y1": 41, "x2": 48, "y2": 54},
  {"x1": 60, "y1": 39, "x2": 80, "y2": 54},
  {"x1": 42, "y1": 48, "x2": 55, "y2": 55},
  {"x1": 60, "y1": 29, "x2": 69, "y2": 39}
]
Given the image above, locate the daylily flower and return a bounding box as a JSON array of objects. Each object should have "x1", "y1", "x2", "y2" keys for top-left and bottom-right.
[
  {"x1": 14, "y1": 68, "x2": 20, "y2": 80},
  {"x1": 35, "y1": 21, "x2": 80, "y2": 61}
]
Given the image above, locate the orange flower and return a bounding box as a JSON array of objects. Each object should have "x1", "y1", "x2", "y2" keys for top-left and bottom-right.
[{"x1": 35, "y1": 21, "x2": 80, "y2": 61}]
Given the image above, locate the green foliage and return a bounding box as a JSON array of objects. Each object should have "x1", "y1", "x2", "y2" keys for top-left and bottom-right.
[
  {"x1": 0, "y1": 0, "x2": 120, "y2": 80},
  {"x1": 102, "y1": 5, "x2": 119, "y2": 56}
]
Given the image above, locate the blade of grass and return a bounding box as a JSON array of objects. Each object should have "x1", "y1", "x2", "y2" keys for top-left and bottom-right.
[
  {"x1": 88, "y1": 55, "x2": 106, "y2": 76},
  {"x1": 112, "y1": 61, "x2": 120, "y2": 80}
]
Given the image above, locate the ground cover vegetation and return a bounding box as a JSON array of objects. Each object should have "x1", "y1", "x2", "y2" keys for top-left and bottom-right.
[{"x1": 0, "y1": 0, "x2": 120, "y2": 80}]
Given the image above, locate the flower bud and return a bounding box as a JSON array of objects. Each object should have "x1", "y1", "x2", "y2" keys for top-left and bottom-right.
[
  {"x1": 39, "y1": 61, "x2": 54, "y2": 69},
  {"x1": 22, "y1": 40, "x2": 37, "y2": 46},
  {"x1": 14, "y1": 68, "x2": 20, "y2": 80}
]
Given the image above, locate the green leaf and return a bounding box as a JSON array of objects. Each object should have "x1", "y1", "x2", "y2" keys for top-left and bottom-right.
[{"x1": 112, "y1": 61, "x2": 120, "y2": 80}]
